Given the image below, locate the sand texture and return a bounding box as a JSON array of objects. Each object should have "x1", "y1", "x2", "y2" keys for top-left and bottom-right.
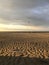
[{"x1": 0, "y1": 32, "x2": 49, "y2": 65}]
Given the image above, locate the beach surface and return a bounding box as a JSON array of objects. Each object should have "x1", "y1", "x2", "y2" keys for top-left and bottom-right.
[{"x1": 0, "y1": 32, "x2": 49, "y2": 65}]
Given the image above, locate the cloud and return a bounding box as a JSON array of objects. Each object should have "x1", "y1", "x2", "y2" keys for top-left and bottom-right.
[
  {"x1": 0, "y1": 0, "x2": 49, "y2": 31},
  {"x1": 0, "y1": 23, "x2": 49, "y2": 31}
]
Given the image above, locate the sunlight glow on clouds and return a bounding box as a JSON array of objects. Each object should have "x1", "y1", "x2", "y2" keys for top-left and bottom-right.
[
  {"x1": 0, "y1": 23, "x2": 49, "y2": 31},
  {"x1": 0, "y1": 24, "x2": 38, "y2": 31}
]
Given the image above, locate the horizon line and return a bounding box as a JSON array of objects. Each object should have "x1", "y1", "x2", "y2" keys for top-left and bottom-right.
[{"x1": 0, "y1": 31, "x2": 49, "y2": 33}]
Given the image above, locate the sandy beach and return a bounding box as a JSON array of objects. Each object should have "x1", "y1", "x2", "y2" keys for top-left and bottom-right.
[{"x1": 0, "y1": 32, "x2": 49, "y2": 65}]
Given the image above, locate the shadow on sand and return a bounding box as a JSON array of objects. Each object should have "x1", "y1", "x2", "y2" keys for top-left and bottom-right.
[{"x1": 0, "y1": 55, "x2": 49, "y2": 65}]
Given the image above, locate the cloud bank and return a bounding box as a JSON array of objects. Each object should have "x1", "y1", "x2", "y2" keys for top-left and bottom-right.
[{"x1": 0, "y1": 0, "x2": 49, "y2": 31}]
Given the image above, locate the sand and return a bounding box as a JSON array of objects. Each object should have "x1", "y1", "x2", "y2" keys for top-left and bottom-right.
[{"x1": 0, "y1": 32, "x2": 49, "y2": 65}]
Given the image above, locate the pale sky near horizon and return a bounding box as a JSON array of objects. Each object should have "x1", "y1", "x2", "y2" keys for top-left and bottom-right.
[{"x1": 0, "y1": 0, "x2": 49, "y2": 31}]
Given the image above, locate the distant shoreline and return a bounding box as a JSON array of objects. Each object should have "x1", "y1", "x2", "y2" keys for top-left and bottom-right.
[{"x1": 0, "y1": 31, "x2": 49, "y2": 33}]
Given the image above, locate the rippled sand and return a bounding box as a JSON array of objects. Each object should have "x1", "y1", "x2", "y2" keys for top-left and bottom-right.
[{"x1": 0, "y1": 32, "x2": 49, "y2": 65}]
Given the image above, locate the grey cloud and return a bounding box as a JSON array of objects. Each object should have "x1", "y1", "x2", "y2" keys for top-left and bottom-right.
[
  {"x1": 0, "y1": 0, "x2": 49, "y2": 27},
  {"x1": 11, "y1": 0, "x2": 49, "y2": 9}
]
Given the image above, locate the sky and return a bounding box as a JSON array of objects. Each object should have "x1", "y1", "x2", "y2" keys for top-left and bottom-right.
[{"x1": 0, "y1": 0, "x2": 49, "y2": 31}]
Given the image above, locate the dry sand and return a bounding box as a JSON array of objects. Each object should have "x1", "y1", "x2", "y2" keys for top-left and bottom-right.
[{"x1": 0, "y1": 32, "x2": 49, "y2": 65}]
